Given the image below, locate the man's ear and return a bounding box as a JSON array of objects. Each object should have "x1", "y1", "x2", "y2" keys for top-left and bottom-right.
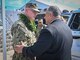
[
  {"x1": 51, "y1": 12, "x2": 55, "y2": 17},
  {"x1": 51, "y1": 12, "x2": 53, "y2": 16},
  {"x1": 49, "y1": 13, "x2": 53, "y2": 17}
]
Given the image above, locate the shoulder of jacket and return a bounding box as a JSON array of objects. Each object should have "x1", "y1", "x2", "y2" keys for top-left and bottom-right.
[
  {"x1": 46, "y1": 24, "x2": 57, "y2": 35},
  {"x1": 12, "y1": 20, "x2": 24, "y2": 27}
]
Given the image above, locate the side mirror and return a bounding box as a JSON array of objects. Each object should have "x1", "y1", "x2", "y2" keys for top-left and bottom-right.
[{"x1": 72, "y1": 31, "x2": 80, "y2": 39}]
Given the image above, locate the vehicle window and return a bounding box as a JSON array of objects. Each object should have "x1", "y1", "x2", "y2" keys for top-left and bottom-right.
[{"x1": 70, "y1": 13, "x2": 80, "y2": 31}]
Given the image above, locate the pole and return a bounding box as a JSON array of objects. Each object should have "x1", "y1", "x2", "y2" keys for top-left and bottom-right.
[{"x1": 2, "y1": 0, "x2": 7, "y2": 60}]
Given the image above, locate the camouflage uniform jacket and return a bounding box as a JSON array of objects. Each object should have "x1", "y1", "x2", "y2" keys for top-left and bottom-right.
[{"x1": 11, "y1": 19, "x2": 36, "y2": 60}]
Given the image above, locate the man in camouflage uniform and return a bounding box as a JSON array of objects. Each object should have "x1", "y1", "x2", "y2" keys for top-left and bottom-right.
[{"x1": 11, "y1": 3, "x2": 39, "y2": 60}]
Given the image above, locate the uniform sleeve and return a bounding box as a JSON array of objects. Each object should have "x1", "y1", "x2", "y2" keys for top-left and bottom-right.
[
  {"x1": 22, "y1": 29, "x2": 53, "y2": 57},
  {"x1": 11, "y1": 23, "x2": 34, "y2": 60},
  {"x1": 11, "y1": 23, "x2": 27, "y2": 47}
]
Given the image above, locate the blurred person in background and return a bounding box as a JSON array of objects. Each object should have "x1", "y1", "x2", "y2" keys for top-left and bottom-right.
[
  {"x1": 14, "y1": 6, "x2": 73, "y2": 60},
  {"x1": 36, "y1": 19, "x2": 47, "y2": 37},
  {"x1": 61, "y1": 9, "x2": 70, "y2": 23},
  {"x1": 11, "y1": 3, "x2": 39, "y2": 60}
]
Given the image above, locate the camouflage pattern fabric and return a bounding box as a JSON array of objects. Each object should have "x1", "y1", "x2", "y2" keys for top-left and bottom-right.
[{"x1": 11, "y1": 20, "x2": 36, "y2": 60}]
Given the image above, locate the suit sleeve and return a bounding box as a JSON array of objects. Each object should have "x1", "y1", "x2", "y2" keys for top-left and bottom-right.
[{"x1": 22, "y1": 29, "x2": 53, "y2": 57}]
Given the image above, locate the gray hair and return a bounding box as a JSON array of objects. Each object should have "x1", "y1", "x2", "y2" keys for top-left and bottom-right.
[{"x1": 47, "y1": 6, "x2": 61, "y2": 17}]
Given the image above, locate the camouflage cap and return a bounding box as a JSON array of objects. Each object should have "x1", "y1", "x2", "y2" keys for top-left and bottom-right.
[{"x1": 26, "y1": 3, "x2": 40, "y2": 12}]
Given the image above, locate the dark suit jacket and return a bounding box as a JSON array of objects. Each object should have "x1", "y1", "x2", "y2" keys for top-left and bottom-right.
[{"x1": 22, "y1": 19, "x2": 73, "y2": 60}]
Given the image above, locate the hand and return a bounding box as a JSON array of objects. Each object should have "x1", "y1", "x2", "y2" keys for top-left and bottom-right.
[{"x1": 14, "y1": 45, "x2": 24, "y2": 54}]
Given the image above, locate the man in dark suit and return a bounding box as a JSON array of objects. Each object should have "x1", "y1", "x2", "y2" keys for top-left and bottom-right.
[{"x1": 14, "y1": 6, "x2": 73, "y2": 60}]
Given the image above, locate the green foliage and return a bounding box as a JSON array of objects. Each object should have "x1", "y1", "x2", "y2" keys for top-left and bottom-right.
[{"x1": 19, "y1": 13, "x2": 36, "y2": 32}]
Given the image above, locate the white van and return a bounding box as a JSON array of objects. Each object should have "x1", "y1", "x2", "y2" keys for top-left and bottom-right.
[{"x1": 67, "y1": 9, "x2": 80, "y2": 60}]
